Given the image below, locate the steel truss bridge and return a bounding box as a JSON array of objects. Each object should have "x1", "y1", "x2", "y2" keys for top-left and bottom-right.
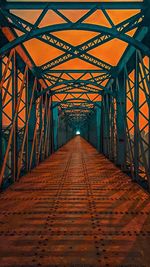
[
  {"x1": 0, "y1": 1, "x2": 150, "y2": 266},
  {"x1": 0, "y1": 0, "x2": 150, "y2": 193}
]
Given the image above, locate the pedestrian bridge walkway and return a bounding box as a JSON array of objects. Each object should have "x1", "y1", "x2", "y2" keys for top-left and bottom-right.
[{"x1": 0, "y1": 136, "x2": 149, "y2": 267}]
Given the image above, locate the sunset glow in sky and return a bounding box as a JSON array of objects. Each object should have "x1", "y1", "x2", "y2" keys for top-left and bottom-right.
[
  {"x1": 2, "y1": 0, "x2": 148, "y2": 132},
  {"x1": 12, "y1": 8, "x2": 139, "y2": 67}
]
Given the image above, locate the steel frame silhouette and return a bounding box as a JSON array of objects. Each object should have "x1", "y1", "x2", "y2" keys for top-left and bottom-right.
[{"x1": 0, "y1": 1, "x2": 150, "y2": 191}]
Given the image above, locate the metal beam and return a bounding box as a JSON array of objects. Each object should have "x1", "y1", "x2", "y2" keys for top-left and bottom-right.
[
  {"x1": 1, "y1": 9, "x2": 144, "y2": 72},
  {"x1": 1, "y1": 22, "x2": 149, "y2": 57},
  {"x1": 52, "y1": 98, "x2": 101, "y2": 109},
  {"x1": 41, "y1": 70, "x2": 106, "y2": 74},
  {"x1": 1, "y1": 2, "x2": 145, "y2": 10},
  {"x1": 36, "y1": 79, "x2": 108, "y2": 99},
  {"x1": 51, "y1": 91, "x2": 102, "y2": 95}
]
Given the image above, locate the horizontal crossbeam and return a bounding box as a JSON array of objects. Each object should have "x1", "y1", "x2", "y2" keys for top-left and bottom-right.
[
  {"x1": 52, "y1": 98, "x2": 101, "y2": 109},
  {"x1": 36, "y1": 79, "x2": 108, "y2": 98},
  {"x1": 1, "y1": 22, "x2": 149, "y2": 57},
  {"x1": 1, "y1": 2, "x2": 145, "y2": 10}
]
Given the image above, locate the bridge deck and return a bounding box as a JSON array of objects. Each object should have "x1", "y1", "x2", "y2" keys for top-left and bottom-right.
[{"x1": 0, "y1": 136, "x2": 150, "y2": 267}]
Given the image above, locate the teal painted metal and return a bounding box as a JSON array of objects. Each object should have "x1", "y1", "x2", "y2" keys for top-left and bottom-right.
[
  {"x1": 1, "y1": 2, "x2": 145, "y2": 10},
  {"x1": 102, "y1": 49, "x2": 150, "y2": 191},
  {"x1": 0, "y1": 49, "x2": 55, "y2": 189},
  {"x1": 81, "y1": 102, "x2": 101, "y2": 151},
  {"x1": 52, "y1": 102, "x2": 58, "y2": 151},
  {"x1": 27, "y1": 71, "x2": 37, "y2": 170},
  {"x1": 0, "y1": 53, "x2": 2, "y2": 172},
  {"x1": 96, "y1": 102, "x2": 101, "y2": 152},
  {"x1": 0, "y1": 1, "x2": 150, "y2": 193},
  {"x1": 36, "y1": 80, "x2": 107, "y2": 98},
  {"x1": 57, "y1": 114, "x2": 74, "y2": 147},
  {"x1": 115, "y1": 72, "x2": 126, "y2": 168},
  {"x1": 1, "y1": 21, "x2": 149, "y2": 57}
]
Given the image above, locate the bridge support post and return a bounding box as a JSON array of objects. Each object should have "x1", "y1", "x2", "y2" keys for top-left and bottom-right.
[
  {"x1": 115, "y1": 70, "x2": 126, "y2": 169},
  {"x1": 66, "y1": 123, "x2": 70, "y2": 143},
  {"x1": 27, "y1": 71, "x2": 36, "y2": 170},
  {"x1": 96, "y1": 102, "x2": 101, "y2": 152},
  {"x1": 52, "y1": 102, "x2": 58, "y2": 151},
  {"x1": 133, "y1": 51, "x2": 139, "y2": 181},
  {"x1": 102, "y1": 93, "x2": 110, "y2": 157},
  {"x1": 0, "y1": 55, "x2": 2, "y2": 173},
  {"x1": 57, "y1": 114, "x2": 74, "y2": 147},
  {"x1": 46, "y1": 96, "x2": 52, "y2": 158},
  {"x1": 66, "y1": 123, "x2": 74, "y2": 143},
  {"x1": 11, "y1": 51, "x2": 18, "y2": 182},
  {"x1": 109, "y1": 87, "x2": 116, "y2": 161}
]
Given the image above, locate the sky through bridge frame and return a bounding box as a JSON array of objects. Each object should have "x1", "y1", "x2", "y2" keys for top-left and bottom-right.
[{"x1": 0, "y1": 0, "x2": 150, "y2": 191}]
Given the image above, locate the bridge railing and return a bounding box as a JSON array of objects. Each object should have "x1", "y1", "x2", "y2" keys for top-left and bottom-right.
[{"x1": 101, "y1": 50, "x2": 150, "y2": 192}]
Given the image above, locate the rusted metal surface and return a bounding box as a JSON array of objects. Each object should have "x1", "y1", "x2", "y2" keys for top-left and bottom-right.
[{"x1": 0, "y1": 136, "x2": 150, "y2": 267}]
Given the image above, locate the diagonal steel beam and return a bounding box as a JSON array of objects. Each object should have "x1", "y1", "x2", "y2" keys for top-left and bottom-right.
[
  {"x1": 40, "y1": 11, "x2": 145, "y2": 71},
  {"x1": 44, "y1": 72, "x2": 110, "y2": 88},
  {"x1": 52, "y1": 98, "x2": 101, "y2": 109},
  {"x1": 36, "y1": 78, "x2": 109, "y2": 98},
  {"x1": 0, "y1": 9, "x2": 146, "y2": 69},
  {"x1": 0, "y1": 10, "x2": 112, "y2": 71},
  {"x1": 1, "y1": 22, "x2": 148, "y2": 59}
]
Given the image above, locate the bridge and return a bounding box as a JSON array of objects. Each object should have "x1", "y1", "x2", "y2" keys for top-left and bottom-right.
[{"x1": 0, "y1": 0, "x2": 150, "y2": 266}]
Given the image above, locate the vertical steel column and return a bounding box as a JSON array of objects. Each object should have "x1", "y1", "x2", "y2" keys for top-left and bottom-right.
[
  {"x1": 27, "y1": 71, "x2": 36, "y2": 170},
  {"x1": 109, "y1": 88, "x2": 115, "y2": 160},
  {"x1": 134, "y1": 50, "x2": 139, "y2": 181},
  {"x1": 16, "y1": 64, "x2": 36, "y2": 179},
  {"x1": 148, "y1": 57, "x2": 150, "y2": 190},
  {"x1": 102, "y1": 93, "x2": 110, "y2": 156},
  {"x1": 0, "y1": 56, "x2": 2, "y2": 171},
  {"x1": 24, "y1": 64, "x2": 29, "y2": 173},
  {"x1": 96, "y1": 102, "x2": 101, "y2": 152},
  {"x1": 65, "y1": 122, "x2": 70, "y2": 144},
  {"x1": 43, "y1": 94, "x2": 49, "y2": 160},
  {"x1": 115, "y1": 70, "x2": 126, "y2": 168},
  {"x1": 50, "y1": 103, "x2": 54, "y2": 153},
  {"x1": 11, "y1": 50, "x2": 18, "y2": 182},
  {"x1": 45, "y1": 95, "x2": 52, "y2": 158},
  {"x1": 29, "y1": 93, "x2": 40, "y2": 169},
  {"x1": 38, "y1": 91, "x2": 43, "y2": 163},
  {"x1": 52, "y1": 102, "x2": 58, "y2": 151},
  {"x1": 65, "y1": 118, "x2": 72, "y2": 144},
  {"x1": 66, "y1": 123, "x2": 68, "y2": 143},
  {"x1": 87, "y1": 123, "x2": 90, "y2": 143}
]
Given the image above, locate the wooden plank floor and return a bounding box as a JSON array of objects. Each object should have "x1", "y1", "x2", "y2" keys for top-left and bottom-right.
[{"x1": 0, "y1": 136, "x2": 150, "y2": 267}]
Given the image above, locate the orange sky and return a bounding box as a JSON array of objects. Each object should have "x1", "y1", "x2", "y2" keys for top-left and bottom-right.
[
  {"x1": 2, "y1": 3, "x2": 149, "y2": 132},
  {"x1": 12, "y1": 9, "x2": 139, "y2": 66}
]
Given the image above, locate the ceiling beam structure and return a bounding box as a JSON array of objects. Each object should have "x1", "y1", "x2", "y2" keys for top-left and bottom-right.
[
  {"x1": 0, "y1": 0, "x2": 149, "y2": 129},
  {"x1": 1, "y1": 2, "x2": 145, "y2": 10}
]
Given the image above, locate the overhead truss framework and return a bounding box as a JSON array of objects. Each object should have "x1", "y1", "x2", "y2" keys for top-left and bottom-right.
[{"x1": 0, "y1": 0, "x2": 150, "y2": 191}]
